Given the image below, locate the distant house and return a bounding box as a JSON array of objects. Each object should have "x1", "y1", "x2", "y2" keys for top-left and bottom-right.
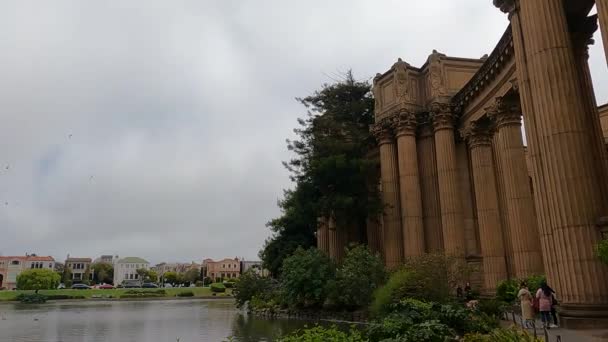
[
  {"x1": 65, "y1": 256, "x2": 93, "y2": 283},
  {"x1": 202, "y1": 258, "x2": 240, "y2": 281},
  {"x1": 113, "y1": 257, "x2": 149, "y2": 285},
  {"x1": 240, "y1": 260, "x2": 269, "y2": 277},
  {"x1": 152, "y1": 262, "x2": 201, "y2": 275},
  {"x1": 94, "y1": 255, "x2": 115, "y2": 264},
  {"x1": 0, "y1": 255, "x2": 55, "y2": 290}
]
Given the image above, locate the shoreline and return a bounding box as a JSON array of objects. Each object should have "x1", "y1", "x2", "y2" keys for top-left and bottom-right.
[{"x1": 0, "y1": 296, "x2": 235, "y2": 305}]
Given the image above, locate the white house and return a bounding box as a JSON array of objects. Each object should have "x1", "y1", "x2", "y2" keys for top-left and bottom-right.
[{"x1": 113, "y1": 257, "x2": 149, "y2": 285}]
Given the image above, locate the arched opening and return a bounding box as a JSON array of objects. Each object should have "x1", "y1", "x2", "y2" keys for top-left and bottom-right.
[{"x1": 0, "y1": 274, "x2": 4, "y2": 288}]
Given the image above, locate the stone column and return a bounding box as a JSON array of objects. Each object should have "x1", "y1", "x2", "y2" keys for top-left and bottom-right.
[
  {"x1": 395, "y1": 110, "x2": 425, "y2": 258},
  {"x1": 596, "y1": 0, "x2": 608, "y2": 66},
  {"x1": 366, "y1": 215, "x2": 383, "y2": 256},
  {"x1": 492, "y1": 134, "x2": 515, "y2": 277},
  {"x1": 490, "y1": 99, "x2": 544, "y2": 278},
  {"x1": 317, "y1": 217, "x2": 329, "y2": 254},
  {"x1": 462, "y1": 120, "x2": 508, "y2": 294},
  {"x1": 372, "y1": 118, "x2": 404, "y2": 268},
  {"x1": 431, "y1": 102, "x2": 466, "y2": 257},
  {"x1": 327, "y1": 215, "x2": 338, "y2": 261},
  {"x1": 501, "y1": 1, "x2": 563, "y2": 293},
  {"x1": 504, "y1": 0, "x2": 608, "y2": 327},
  {"x1": 417, "y1": 121, "x2": 444, "y2": 252}
]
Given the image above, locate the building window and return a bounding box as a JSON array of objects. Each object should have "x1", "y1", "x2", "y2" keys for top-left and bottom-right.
[{"x1": 10, "y1": 260, "x2": 19, "y2": 265}]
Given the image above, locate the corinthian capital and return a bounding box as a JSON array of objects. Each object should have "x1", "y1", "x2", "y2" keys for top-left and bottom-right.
[
  {"x1": 429, "y1": 102, "x2": 455, "y2": 132},
  {"x1": 395, "y1": 109, "x2": 417, "y2": 137},
  {"x1": 486, "y1": 96, "x2": 522, "y2": 128},
  {"x1": 460, "y1": 119, "x2": 494, "y2": 149},
  {"x1": 370, "y1": 117, "x2": 395, "y2": 145}
]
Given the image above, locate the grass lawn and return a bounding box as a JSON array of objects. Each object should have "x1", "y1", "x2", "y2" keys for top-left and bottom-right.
[{"x1": 0, "y1": 287, "x2": 232, "y2": 301}]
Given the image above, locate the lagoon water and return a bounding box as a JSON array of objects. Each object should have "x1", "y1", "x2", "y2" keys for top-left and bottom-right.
[{"x1": 0, "y1": 299, "x2": 317, "y2": 342}]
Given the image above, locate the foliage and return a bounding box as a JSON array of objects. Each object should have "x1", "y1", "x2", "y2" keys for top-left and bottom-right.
[
  {"x1": 120, "y1": 289, "x2": 166, "y2": 298},
  {"x1": 16, "y1": 269, "x2": 61, "y2": 290},
  {"x1": 332, "y1": 244, "x2": 386, "y2": 309},
  {"x1": 177, "y1": 291, "x2": 194, "y2": 297},
  {"x1": 147, "y1": 270, "x2": 158, "y2": 283},
  {"x1": 211, "y1": 283, "x2": 226, "y2": 293},
  {"x1": 496, "y1": 279, "x2": 520, "y2": 304},
  {"x1": 81, "y1": 266, "x2": 91, "y2": 285},
  {"x1": 278, "y1": 325, "x2": 367, "y2": 342},
  {"x1": 92, "y1": 262, "x2": 114, "y2": 284},
  {"x1": 260, "y1": 72, "x2": 379, "y2": 277},
  {"x1": 371, "y1": 269, "x2": 413, "y2": 317},
  {"x1": 368, "y1": 298, "x2": 498, "y2": 341},
  {"x1": 44, "y1": 294, "x2": 86, "y2": 300},
  {"x1": 163, "y1": 272, "x2": 179, "y2": 285},
  {"x1": 183, "y1": 268, "x2": 201, "y2": 284},
  {"x1": 62, "y1": 267, "x2": 73, "y2": 287},
  {"x1": 232, "y1": 270, "x2": 274, "y2": 308},
  {"x1": 224, "y1": 281, "x2": 235, "y2": 288},
  {"x1": 597, "y1": 239, "x2": 608, "y2": 265},
  {"x1": 463, "y1": 326, "x2": 541, "y2": 342},
  {"x1": 524, "y1": 275, "x2": 545, "y2": 295},
  {"x1": 203, "y1": 277, "x2": 212, "y2": 286},
  {"x1": 195, "y1": 281, "x2": 204, "y2": 287},
  {"x1": 16, "y1": 293, "x2": 47, "y2": 304},
  {"x1": 280, "y1": 247, "x2": 334, "y2": 308},
  {"x1": 477, "y1": 299, "x2": 506, "y2": 318}
]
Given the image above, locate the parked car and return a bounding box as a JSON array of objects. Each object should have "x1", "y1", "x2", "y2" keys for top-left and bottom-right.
[
  {"x1": 71, "y1": 284, "x2": 91, "y2": 290},
  {"x1": 142, "y1": 283, "x2": 158, "y2": 288},
  {"x1": 98, "y1": 284, "x2": 114, "y2": 289},
  {"x1": 122, "y1": 280, "x2": 141, "y2": 288}
]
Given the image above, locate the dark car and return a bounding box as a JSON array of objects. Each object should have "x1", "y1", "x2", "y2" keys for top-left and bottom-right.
[
  {"x1": 71, "y1": 283, "x2": 91, "y2": 290},
  {"x1": 142, "y1": 283, "x2": 159, "y2": 288}
]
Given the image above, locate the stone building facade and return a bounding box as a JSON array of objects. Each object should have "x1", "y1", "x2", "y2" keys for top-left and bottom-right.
[
  {"x1": 65, "y1": 256, "x2": 93, "y2": 283},
  {"x1": 202, "y1": 258, "x2": 240, "y2": 281},
  {"x1": 317, "y1": 0, "x2": 608, "y2": 329}
]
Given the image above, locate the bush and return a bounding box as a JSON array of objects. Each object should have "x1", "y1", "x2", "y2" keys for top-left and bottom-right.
[
  {"x1": 16, "y1": 293, "x2": 47, "y2": 304},
  {"x1": 278, "y1": 325, "x2": 366, "y2": 342},
  {"x1": 524, "y1": 275, "x2": 545, "y2": 295},
  {"x1": 203, "y1": 277, "x2": 212, "y2": 286},
  {"x1": 331, "y1": 245, "x2": 385, "y2": 309},
  {"x1": 232, "y1": 270, "x2": 273, "y2": 307},
  {"x1": 195, "y1": 281, "x2": 204, "y2": 287},
  {"x1": 16, "y1": 269, "x2": 61, "y2": 290},
  {"x1": 463, "y1": 326, "x2": 541, "y2": 342},
  {"x1": 496, "y1": 279, "x2": 519, "y2": 303},
  {"x1": 371, "y1": 269, "x2": 417, "y2": 317},
  {"x1": 45, "y1": 294, "x2": 86, "y2": 300},
  {"x1": 280, "y1": 247, "x2": 334, "y2": 308},
  {"x1": 210, "y1": 283, "x2": 226, "y2": 293},
  {"x1": 477, "y1": 299, "x2": 506, "y2": 318},
  {"x1": 223, "y1": 281, "x2": 234, "y2": 288},
  {"x1": 597, "y1": 239, "x2": 608, "y2": 265},
  {"x1": 177, "y1": 291, "x2": 194, "y2": 297}
]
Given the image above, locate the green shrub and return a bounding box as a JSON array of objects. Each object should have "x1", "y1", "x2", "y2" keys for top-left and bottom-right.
[
  {"x1": 177, "y1": 291, "x2": 194, "y2": 297},
  {"x1": 45, "y1": 294, "x2": 86, "y2": 300},
  {"x1": 278, "y1": 325, "x2": 366, "y2": 342},
  {"x1": 524, "y1": 275, "x2": 545, "y2": 295},
  {"x1": 280, "y1": 247, "x2": 334, "y2": 308},
  {"x1": 211, "y1": 283, "x2": 226, "y2": 293},
  {"x1": 232, "y1": 270, "x2": 274, "y2": 307},
  {"x1": 477, "y1": 299, "x2": 506, "y2": 318},
  {"x1": 597, "y1": 239, "x2": 608, "y2": 265},
  {"x1": 463, "y1": 326, "x2": 541, "y2": 342},
  {"x1": 195, "y1": 281, "x2": 203, "y2": 287},
  {"x1": 16, "y1": 269, "x2": 61, "y2": 290},
  {"x1": 16, "y1": 293, "x2": 47, "y2": 304},
  {"x1": 371, "y1": 269, "x2": 413, "y2": 317},
  {"x1": 124, "y1": 289, "x2": 166, "y2": 295},
  {"x1": 496, "y1": 279, "x2": 519, "y2": 303},
  {"x1": 223, "y1": 281, "x2": 234, "y2": 288},
  {"x1": 331, "y1": 244, "x2": 386, "y2": 309}
]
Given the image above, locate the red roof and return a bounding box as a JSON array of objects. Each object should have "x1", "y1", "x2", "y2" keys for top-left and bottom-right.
[{"x1": 0, "y1": 256, "x2": 55, "y2": 262}]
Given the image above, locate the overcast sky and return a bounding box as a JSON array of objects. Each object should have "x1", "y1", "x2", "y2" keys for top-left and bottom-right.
[{"x1": 0, "y1": 1, "x2": 606, "y2": 265}]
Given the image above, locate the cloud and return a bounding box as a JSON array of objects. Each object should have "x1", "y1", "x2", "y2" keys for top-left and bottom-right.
[{"x1": 0, "y1": 0, "x2": 605, "y2": 264}]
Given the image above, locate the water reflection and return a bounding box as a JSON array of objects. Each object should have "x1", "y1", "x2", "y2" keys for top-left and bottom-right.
[{"x1": 0, "y1": 299, "x2": 326, "y2": 342}]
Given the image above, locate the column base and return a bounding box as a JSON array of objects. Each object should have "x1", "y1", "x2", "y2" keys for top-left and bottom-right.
[{"x1": 559, "y1": 304, "x2": 608, "y2": 329}]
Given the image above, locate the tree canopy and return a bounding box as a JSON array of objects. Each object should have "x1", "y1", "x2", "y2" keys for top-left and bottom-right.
[
  {"x1": 17, "y1": 269, "x2": 61, "y2": 290},
  {"x1": 260, "y1": 71, "x2": 378, "y2": 276}
]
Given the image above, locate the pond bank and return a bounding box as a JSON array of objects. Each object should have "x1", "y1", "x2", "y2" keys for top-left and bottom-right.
[
  {"x1": 248, "y1": 305, "x2": 369, "y2": 323},
  {"x1": 0, "y1": 288, "x2": 232, "y2": 302}
]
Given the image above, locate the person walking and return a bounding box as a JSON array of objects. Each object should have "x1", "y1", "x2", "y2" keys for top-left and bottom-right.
[
  {"x1": 536, "y1": 281, "x2": 556, "y2": 329},
  {"x1": 517, "y1": 282, "x2": 534, "y2": 328}
]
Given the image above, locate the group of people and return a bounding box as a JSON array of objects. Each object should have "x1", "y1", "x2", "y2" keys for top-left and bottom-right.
[{"x1": 517, "y1": 281, "x2": 559, "y2": 329}]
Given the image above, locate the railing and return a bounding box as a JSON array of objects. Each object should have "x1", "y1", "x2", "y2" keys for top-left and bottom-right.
[{"x1": 503, "y1": 304, "x2": 563, "y2": 341}]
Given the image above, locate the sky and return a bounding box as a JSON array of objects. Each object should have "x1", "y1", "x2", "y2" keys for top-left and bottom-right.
[{"x1": 0, "y1": 1, "x2": 606, "y2": 265}]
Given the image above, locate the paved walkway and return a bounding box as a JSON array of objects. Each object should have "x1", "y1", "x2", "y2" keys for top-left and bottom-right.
[{"x1": 503, "y1": 312, "x2": 608, "y2": 341}]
